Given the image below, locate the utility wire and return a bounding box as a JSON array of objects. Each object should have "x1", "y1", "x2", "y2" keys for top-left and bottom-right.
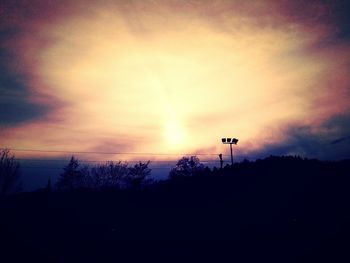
[
  {"x1": 21, "y1": 166, "x2": 172, "y2": 170},
  {"x1": 3, "y1": 148, "x2": 230, "y2": 156},
  {"x1": 16, "y1": 158, "x2": 221, "y2": 163}
]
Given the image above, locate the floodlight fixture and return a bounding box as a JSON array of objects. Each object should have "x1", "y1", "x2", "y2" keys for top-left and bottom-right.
[
  {"x1": 221, "y1": 137, "x2": 239, "y2": 165},
  {"x1": 231, "y1": 138, "x2": 238, "y2": 145}
]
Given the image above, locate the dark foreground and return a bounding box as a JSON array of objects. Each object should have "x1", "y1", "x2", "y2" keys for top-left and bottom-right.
[{"x1": 1, "y1": 156, "x2": 350, "y2": 262}]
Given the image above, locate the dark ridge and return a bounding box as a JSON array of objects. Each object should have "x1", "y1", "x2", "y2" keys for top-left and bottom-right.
[{"x1": 1, "y1": 156, "x2": 350, "y2": 262}]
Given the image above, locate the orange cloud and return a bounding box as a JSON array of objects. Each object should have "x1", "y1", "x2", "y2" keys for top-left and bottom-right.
[{"x1": 1, "y1": 1, "x2": 349, "y2": 160}]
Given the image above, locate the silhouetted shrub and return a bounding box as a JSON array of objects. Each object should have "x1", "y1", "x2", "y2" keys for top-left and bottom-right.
[
  {"x1": 56, "y1": 156, "x2": 87, "y2": 190},
  {"x1": 90, "y1": 161, "x2": 129, "y2": 190},
  {"x1": 127, "y1": 161, "x2": 152, "y2": 189},
  {"x1": 0, "y1": 149, "x2": 21, "y2": 195},
  {"x1": 169, "y1": 156, "x2": 204, "y2": 179},
  {"x1": 56, "y1": 158, "x2": 153, "y2": 191}
]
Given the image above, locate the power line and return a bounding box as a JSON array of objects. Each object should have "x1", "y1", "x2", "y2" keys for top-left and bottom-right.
[
  {"x1": 19, "y1": 159, "x2": 223, "y2": 169},
  {"x1": 3, "y1": 148, "x2": 230, "y2": 156},
  {"x1": 21, "y1": 166, "x2": 173, "y2": 170},
  {"x1": 16, "y1": 158, "x2": 221, "y2": 163},
  {"x1": 17, "y1": 158, "x2": 99, "y2": 162}
]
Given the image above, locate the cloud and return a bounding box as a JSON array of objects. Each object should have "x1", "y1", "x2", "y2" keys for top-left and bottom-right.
[
  {"x1": 331, "y1": 136, "x2": 350, "y2": 145},
  {"x1": 248, "y1": 114, "x2": 350, "y2": 160},
  {"x1": 0, "y1": 0, "x2": 350, "y2": 160},
  {"x1": 0, "y1": 48, "x2": 57, "y2": 126}
]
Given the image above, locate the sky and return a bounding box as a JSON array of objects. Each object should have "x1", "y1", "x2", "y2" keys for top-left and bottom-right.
[{"x1": 1, "y1": 0, "x2": 350, "y2": 178}]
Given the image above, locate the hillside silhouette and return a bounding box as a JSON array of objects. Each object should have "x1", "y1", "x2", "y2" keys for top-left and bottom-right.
[{"x1": 1, "y1": 156, "x2": 350, "y2": 262}]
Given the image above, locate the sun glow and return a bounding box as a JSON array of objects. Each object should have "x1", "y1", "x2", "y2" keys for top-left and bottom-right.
[
  {"x1": 164, "y1": 118, "x2": 188, "y2": 149},
  {"x1": 2, "y1": 2, "x2": 349, "y2": 159},
  {"x1": 34, "y1": 19, "x2": 313, "y2": 154}
]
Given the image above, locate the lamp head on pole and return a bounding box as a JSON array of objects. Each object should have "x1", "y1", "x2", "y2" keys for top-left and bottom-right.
[{"x1": 221, "y1": 137, "x2": 238, "y2": 145}]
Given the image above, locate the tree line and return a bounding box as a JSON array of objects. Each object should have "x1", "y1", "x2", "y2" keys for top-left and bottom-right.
[
  {"x1": 0, "y1": 148, "x2": 207, "y2": 194},
  {"x1": 53, "y1": 155, "x2": 207, "y2": 191},
  {"x1": 55, "y1": 157, "x2": 153, "y2": 191},
  {"x1": 2, "y1": 148, "x2": 348, "y2": 195}
]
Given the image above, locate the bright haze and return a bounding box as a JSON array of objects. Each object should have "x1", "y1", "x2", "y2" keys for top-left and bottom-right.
[{"x1": 1, "y1": 0, "x2": 350, "y2": 161}]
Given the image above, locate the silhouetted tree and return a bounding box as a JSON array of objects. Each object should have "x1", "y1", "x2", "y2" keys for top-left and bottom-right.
[
  {"x1": 56, "y1": 156, "x2": 86, "y2": 190},
  {"x1": 0, "y1": 149, "x2": 21, "y2": 195},
  {"x1": 127, "y1": 161, "x2": 152, "y2": 189},
  {"x1": 90, "y1": 161, "x2": 129, "y2": 190},
  {"x1": 169, "y1": 156, "x2": 204, "y2": 179}
]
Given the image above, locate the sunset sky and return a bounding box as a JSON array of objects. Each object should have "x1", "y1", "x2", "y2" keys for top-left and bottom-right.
[{"x1": 1, "y1": 0, "x2": 350, "y2": 166}]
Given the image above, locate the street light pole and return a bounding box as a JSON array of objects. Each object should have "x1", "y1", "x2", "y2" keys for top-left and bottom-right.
[{"x1": 221, "y1": 137, "x2": 238, "y2": 166}]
